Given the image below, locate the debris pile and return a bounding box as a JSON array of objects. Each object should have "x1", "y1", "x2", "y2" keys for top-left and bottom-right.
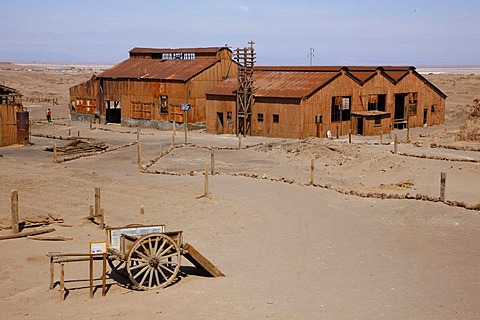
[
  {"x1": 457, "y1": 99, "x2": 480, "y2": 141},
  {"x1": 45, "y1": 139, "x2": 108, "y2": 155},
  {"x1": 0, "y1": 213, "x2": 64, "y2": 230}
]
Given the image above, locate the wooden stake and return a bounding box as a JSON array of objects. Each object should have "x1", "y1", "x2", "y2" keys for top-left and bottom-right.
[
  {"x1": 100, "y1": 208, "x2": 105, "y2": 229},
  {"x1": 77, "y1": 130, "x2": 80, "y2": 137},
  {"x1": 90, "y1": 119, "x2": 93, "y2": 130},
  {"x1": 68, "y1": 129, "x2": 71, "y2": 136},
  {"x1": 89, "y1": 205, "x2": 93, "y2": 219},
  {"x1": 136, "y1": 127, "x2": 140, "y2": 142},
  {"x1": 89, "y1": 254, "x2": 94, "y2": 299},
  {"x1": 394, "y1": 134, "x2": 398, "y2": 154},
  {"x1": 137, "y1": 140, "x2": 142, "y2": 172},
  {"x1": 380, "y1": 132, "x2": 383, "y2": 144},
  {"x1": 440, "y1": 172, "x2": 447, "y2": 202},
  {"x1": 238, "y1": 135, "x2": 242, "y2": 150},
  {"x1": 49, "y1": 256, "x2": 54, "y2": 290},
  {"x1": 172, "y1": 118, "x2": 176, "y2": 147},
  {"x1": 11, "y1": 190, "x2": 19, "y2": 233},
  {"x1": 204, "y1": 163, "x2": 209, "y2": 198},
  {"x1": 310, "y1": 159, "x2": 315, "y2": 186},
  {"x1": 53, "y1": 144, "x2": 57, "y2": 163},
  {"x1": 184, "y1": 110, "x2": 188, "y2": 145},
  {"x1": 348, "y1": 129, "x2": 352, "y2": 144},
  {"x1": 60, "y1": 263, "x2": 65, "y2": 301},
  {"x1": 336, "y1": 125, "x2": 339, "y2": 139},
  {"x1": 102, "y1": 253, "x2": 107, "y2": 296},
  {"x1": 0, "y1": 227, "x2": 55, "y2": 240},
  {"x1": 210, "y1": 149, "x2": 215, "y2": 175},
  {"x1": 140, "y1": 204, "x2": 145, "y2": 215},
  {"x1": 95, "y1": 187, "x2": 100, "y2": 218}
]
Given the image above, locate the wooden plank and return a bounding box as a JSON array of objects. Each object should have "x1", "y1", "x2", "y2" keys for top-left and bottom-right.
[
  {"x1": 28, "y1": 235, "x2": 73, "y2": 241},
  {"x1": 183, "y1": 243, "x2": 225, "y2": 278},
  {"x1": 0, "y1": 227, "x2": 55, "y2": 240}
]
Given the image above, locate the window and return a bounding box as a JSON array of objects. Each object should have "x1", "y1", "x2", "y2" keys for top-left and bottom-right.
[
  {"x1": 159, "y1": 95, "x2": 168, "y2": 114},
  {"x1": 315, "y1": 115, "x2": 323, "y2": 123},
  {"x1": 374, "y1": 116, "x2": 381, "y2": 126},
  {"x1": 132, "y1": 101, "x2": 153, "y2": 119},
  {"x1": 332, "y1": 96, "x2": 351, "y2": 122},
  {"x1": 257, "y1": 113, "x2": 264, "y2": 122},
  {"x1": 378, "y1": 94, "x2": 386, "y2": 111},
  {"x1": 273, "y1": 114, "x2": 279, "y2": 123},
  {"x1": 431, "y1": 105, "x2": 436, "y2": 113},
  {"x1": 227, "y1": 111, "x2": 232, "y2": 120},
  {"x1": 408, "y1": 92, "x2": 418, "y2": 116}
]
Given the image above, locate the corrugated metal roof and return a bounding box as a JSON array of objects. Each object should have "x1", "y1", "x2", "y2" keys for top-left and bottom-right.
[
  {"x1": 207, "y1": 70, "x2": 339, "y2": 99},
  {"x1": 0, "y1": 84, "x2": 19, "y2": 94},
  {"x1": 129, "y1": 47, "x2": 227, "y2": 54},
  {"x1": 98, "y1": 58, "x2": 218, "y2": 81}
]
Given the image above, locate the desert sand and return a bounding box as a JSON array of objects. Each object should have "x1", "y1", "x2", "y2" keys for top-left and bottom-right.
[{"x1": 0, "y1": 63, "x2": 480, "y2": 319}]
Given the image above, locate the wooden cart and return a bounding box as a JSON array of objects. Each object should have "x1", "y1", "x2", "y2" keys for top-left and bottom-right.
[{"x1": 106, "y1": 224, "x2": 223, "y2": 290}]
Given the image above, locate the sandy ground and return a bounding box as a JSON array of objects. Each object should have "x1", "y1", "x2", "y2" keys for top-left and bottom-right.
[{"x1": 0, "y1": 64, "x2": 480, "y2": 319}]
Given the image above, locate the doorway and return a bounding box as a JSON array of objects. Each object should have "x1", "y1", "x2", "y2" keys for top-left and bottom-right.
[
  {"x1": 216, "y1": 112, "x2": 224, "y2": 134},
  {"x1": 357, "y1": 117, "x2": 364, "y2": 135},
  {"x1": 105, "y1": 100, "x2": 121, "y2": 123},
  {"x1": 394, "y1": 94, "x2": 406, "y2": 121},
  {"x1": 423, "y1": 108, "x2": 428, "y2": 125}
]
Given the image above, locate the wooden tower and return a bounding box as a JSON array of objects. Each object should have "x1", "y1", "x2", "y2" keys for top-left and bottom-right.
[{"x1": 235, "y1": 41, "x2": 255, "y2": 136}]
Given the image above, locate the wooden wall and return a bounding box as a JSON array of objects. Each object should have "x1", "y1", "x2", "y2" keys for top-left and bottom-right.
[{"x1": 0, "y1": 104, "x2": 21, "y2": 146}]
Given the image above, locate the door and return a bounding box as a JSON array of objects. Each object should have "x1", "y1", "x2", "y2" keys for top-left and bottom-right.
[
  {"x1": 216, "y1": 112, "x2": 224, "y2": 134},
  {"x1": 394, "y1": 94, "x2": 406, "y2": 120},
  {"x1": 357, "y1": 116, "x2": 364, "y2": 135},
  {"x1": 423, "y1": 108, "x2": 428, "y2": 125}
]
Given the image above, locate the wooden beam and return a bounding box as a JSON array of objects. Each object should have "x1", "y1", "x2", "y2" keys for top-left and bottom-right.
[
  {"x1": 11, "y1": 190, "x2": 19, "y2": 233},
  {"x1": 0, "y1": 227, "x2": 55, "y2": 240},
  {"x1": 183, "y1": 243, "x2": 225, "y2": 278}
]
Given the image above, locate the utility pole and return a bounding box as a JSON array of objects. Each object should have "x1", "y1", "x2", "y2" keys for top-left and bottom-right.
[{"x1": 308, "y1": 48, "x2": 315, "y2": 66}]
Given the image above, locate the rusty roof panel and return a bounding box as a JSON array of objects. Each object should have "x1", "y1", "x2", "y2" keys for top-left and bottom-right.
[
  {"x1": 98, "y1": 58, "x2": 218, "y2": 81},
  {"x1": 207, "y1": 71, "x2": 339, "y2": 99}
]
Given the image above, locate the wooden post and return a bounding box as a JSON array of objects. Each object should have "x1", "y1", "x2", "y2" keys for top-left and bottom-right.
[
  {"x1": 336, "y1": 125, "x2": 339, "y2": 139},
  {"x1": 184, "y1": 110, "x2": 188, "y2": 145},
  {"x1": 90, "y1": 119, "x2": 93, "y2": 130},
  {"x1": 89, "y1": 205, "x2": 93, "y2": 219},
  {"x1": 140, "y1": 204, "x2": 145, "y2": 215},
  {"x1": 89, "y1": 254, "x2": 94, "y2": 299},
  {"x1": 204, "y1": 163, "x2": 209, "y2": 198},
  {"x1": 11, "y1": 190, "x2": 19, "y2": 233},
  {"x1": 440, "y1": 172, "x2": 447, "y2": 202},
  {"x1": 137, "y1": 140, "x2": 142, "y2": 172},
  {"x1": 100, "y1": 208, "x2": 105, "y2": 229},
  {"x1": 94, "y1": 187, "x2": 100, "y2": 218},
  {"x1": 389, "y1": 124, "x2": 392, "y2": 139},
  {"x1": 102, "y1": 253, "x2": 107, "y2": 297},
  {"x1": 53, "y1": 144, "x2": 57, "y2": 163},
  {"x1": 210, "y1": 149, "x2": 215, "y2": 175},
  {"x1": 136, "y1": 127, "x2": 140, "y2": 142},
  {"x1": 394, "y1": 134, "x2": 398, "y2": 154},
  {"x1": 380, "y1": 132, "x2": 383, "y2": 144},
  {"x1": 49, "y1": 256, "x2": 54, "y2": 290},
  {"x1": 238, "y1": 135, "x2": 242, "y2": 150},
  {"x1": 310, "y1": 159, "x2": 315, "y2": 186},
  {"x1": 172, "y1": 118, "x2": 176, "y2": 147},
  {"x1": 68, "y1": 129, "x2": 71, "y2": 136},
  {"x1": 348, "y1": 129, "x2": 352, "y2": 144},
  {"x1": 60, "y1": 263, "x2": 65, "y2": 301},
  {"x1": 77, "y1": 130, "x2": 80, "y2": 137}
]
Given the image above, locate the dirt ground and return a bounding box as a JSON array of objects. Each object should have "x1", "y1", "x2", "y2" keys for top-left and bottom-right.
[{"x1": 1, "y1": 64, "x2": 480, "y2": 319}]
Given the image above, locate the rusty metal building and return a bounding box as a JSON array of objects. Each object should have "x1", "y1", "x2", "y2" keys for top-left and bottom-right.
[
  {"x1": 0, "y1": 85, "x2": 28, "y2": 147},
  {"x1": 69, "y1": 47, "x2": 236, "y2": 126},
  {"x1": 206, "y1": 66, "x2": 446, "y2": 138}
]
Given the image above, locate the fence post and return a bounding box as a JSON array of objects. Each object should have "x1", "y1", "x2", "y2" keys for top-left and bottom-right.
[
  {"x1": 310, "y1": 159, "x2": 315, "y2": 185},
  {"x1": 440, "y1": 172, "x2": 447, "y2": 202},
  {"x1": 11, "y1": 190, "x2": 19, "y2": 233},
  {"x1": 204, "y1": 163, "x2": 209, "y2": 197}
]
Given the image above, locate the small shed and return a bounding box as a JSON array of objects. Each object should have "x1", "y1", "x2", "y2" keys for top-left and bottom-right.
[{"x1": 0, "y1": 85, "x2": 27, "y2": 147}]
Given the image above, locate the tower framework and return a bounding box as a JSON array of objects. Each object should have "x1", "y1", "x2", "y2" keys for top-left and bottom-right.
[{"x1": 235, "y1": 42, "x2": 255, "y2": 136}]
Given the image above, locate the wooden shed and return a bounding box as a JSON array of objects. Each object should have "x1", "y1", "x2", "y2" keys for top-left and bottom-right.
[
  {"x1": 206, "y1": 66, "x2": 446, "y2": 138},
  {"x1": 69, "y1": 47, "x2": 236, "y2": 126},
  {"x1": 0, "y1": 85, "x2": 27, "y2": 147}
]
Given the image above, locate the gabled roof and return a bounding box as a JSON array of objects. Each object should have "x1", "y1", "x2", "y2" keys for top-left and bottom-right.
[
  {"x1": 98, "y1": 58, "x2": 219, "y2": 82},
  {"x1": 207, "y1": 65, "x2": 446, "y2": 100}
]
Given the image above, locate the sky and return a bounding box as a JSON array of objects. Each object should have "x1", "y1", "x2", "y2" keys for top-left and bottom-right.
[{"x1": 1, "y1": 0, "x2": 479, "y2": 66}]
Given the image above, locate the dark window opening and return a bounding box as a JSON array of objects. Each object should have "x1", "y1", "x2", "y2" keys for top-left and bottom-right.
[
  {"x1": 378, "y1": 94, "x2": 386, "y2": 111},
  {"x1": 315, "y1": 115, "x2": 323, "y2": 123},
  {"x1": 257, "y1": 113, "x2": 264, "y2": 122},
  {"x1": 332, "y1": 96, "x2": 351, "y2": 122},
  {"x1": 368, "y1": 102, "x2": 377, "y2": 111},
  {"x1": 273, "y1": 114, "x2": 279, "y2": 123},
  {"x1": 374, "y1": 116, "x2": 381, "y2": 126},
  {"x1": 227, "y1": 111, "x2": 232, "y2": 120},
  {"x1": 159, "y1": 95, "x2": 168, "y2": 114},
  {"x1": 431, "y1": 105, "x2": 436, "y2": 113}
]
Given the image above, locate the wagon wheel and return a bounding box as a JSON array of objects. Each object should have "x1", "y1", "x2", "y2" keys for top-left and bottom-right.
[
  {"x1": 126, "y1": 233, "x2": 181, "y2": 290},
  {"x1": 107, "y1": 258, "x2": 128, "y2": 278}
]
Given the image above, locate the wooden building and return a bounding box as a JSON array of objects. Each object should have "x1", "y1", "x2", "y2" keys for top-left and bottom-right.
[
  {"x1": 69, "y1": 47, "x2": 236, "y2": 126},
  {"x1": 206, "y1": 66, "x2": 446, "y2": 138},
  {"x1": 0, "y1": 85, "x2": 27, "y2": 147}
]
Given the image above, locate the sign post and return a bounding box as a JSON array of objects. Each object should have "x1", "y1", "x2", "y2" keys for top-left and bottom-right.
[
  {"x1": 89, "y1": 241, "x2": 107, "y2": 298},
  {"x1": 181, "y1": 104, "x2": 191, "y2": 145}
]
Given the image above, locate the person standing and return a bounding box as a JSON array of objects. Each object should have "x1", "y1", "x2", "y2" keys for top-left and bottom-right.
[{"x1": 46, "y1": 108, "x2": 52, "y2": 122}]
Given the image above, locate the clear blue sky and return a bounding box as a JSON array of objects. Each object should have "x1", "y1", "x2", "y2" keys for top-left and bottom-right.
[{"x1": 1, "y1": 0, "x2": 479, "y2": 66}]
